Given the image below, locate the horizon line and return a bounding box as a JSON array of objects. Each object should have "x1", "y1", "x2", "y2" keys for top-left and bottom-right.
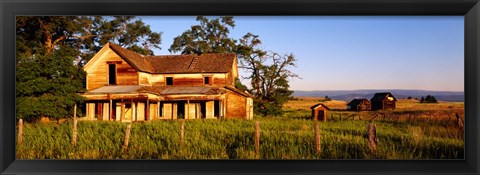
[{"x1": 292, "y1": 88, "x2": 464, "y2": 93}]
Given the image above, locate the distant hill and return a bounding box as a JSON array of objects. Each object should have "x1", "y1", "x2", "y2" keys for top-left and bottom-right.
[{"x1": 293, "y1": 89, "x2": 464, "y2": 102}]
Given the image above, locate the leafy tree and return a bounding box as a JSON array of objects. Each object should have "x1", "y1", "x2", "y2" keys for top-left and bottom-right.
[
  {"x1": 252, "y1": 52, "x2": 298, "y2": 116},
  {"x1": 16, "y1": 16, "x2": 162, "y2": 120},
  {"x1": 16, "y1": 46, "x2": 85, "y2": 120},
  {"x1": 169, "y1": 16, "x2": 236, "y2": 54},
  {"x1": 16, "y1": 16, "x2": 162, "y2": 66}
]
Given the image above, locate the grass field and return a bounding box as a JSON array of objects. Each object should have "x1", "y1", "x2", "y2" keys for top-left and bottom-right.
[{"x1": 16, "y1": 98, "x2": 464, "y2": 159}]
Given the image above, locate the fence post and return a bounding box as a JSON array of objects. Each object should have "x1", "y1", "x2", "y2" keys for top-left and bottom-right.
[
  {"x1": 456, "y1": 113, "x2": 464, "y2": 132},
  {"x1": 255, "y1": 121, "x2": 260, "y2": 155},
  {"x1": 123, "y1": 124, "x2": 132, "y2": 152},
  {"x1": 314, "y1": 122, "x2": 321, "y2": 154},
  {"x1": 72, "y1": 119, "x2": 78, "y2": 146},
  {"x1": 72, "y1": 103, "x2": 78, "y2": 146},
  {"x1": 367, "y1": 122, "x2": 378, "y2": 152},
  {"x1": 17, "y1": 119, "x2": 23, "y2": 145},
  {"x1": 180, "y1": 120, "x2": 185, "y2": 147}
]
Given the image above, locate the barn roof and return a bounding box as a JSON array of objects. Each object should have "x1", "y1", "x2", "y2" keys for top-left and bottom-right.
[
  {"x1": 310, "y1": 103, "x2": 330, "y2": 110},
  {"x1": 347, "y1": 99, "x2": 370, "y2": 106},
  {"x1": 370, "y1": 92, "x2": 397, "y2": 102},
  {"x1": 108, "y1": 43, "x2": 235, "y2": 74}
]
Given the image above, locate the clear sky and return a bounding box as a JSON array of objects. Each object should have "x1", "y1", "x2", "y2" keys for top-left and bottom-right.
[{"x1": 140, "y1": 16, "x2": 464, "y2": 92}]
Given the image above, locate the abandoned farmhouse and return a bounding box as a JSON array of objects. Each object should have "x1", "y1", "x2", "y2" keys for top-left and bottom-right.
[{"x1": 81, "y1": 43, "x2": 254, "y2": 122}]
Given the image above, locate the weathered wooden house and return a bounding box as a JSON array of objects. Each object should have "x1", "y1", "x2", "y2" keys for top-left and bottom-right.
[
  {"x1": 81, "y1": 43, "x2": 254, "y2": 122},
  {"x1": 370, "y1": 92, "x2": 397, "y2": 110},
  {"x1": 310, "y1": 103, "x2": 330, "y2": 121},
  {"x1": 347, "y1": 99, "x2": 371, "y2": 111}
]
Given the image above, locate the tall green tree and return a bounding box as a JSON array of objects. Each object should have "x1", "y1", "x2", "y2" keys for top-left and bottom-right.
[
  {"x1": 169, "y1": 16, "x2": 237, "y2": 54},
  {"x1": 16, "y1": 46, "x2": 85, "y2": 120},
  {"x1": 16, "y1": 16, "x2": 162, "y2": 66},
  {"x1": 16, "y1": 16, "x2": 162, "y2": 120},
  {"x1": 252, "y1": 52, "x2": 298, "y2": 116}
]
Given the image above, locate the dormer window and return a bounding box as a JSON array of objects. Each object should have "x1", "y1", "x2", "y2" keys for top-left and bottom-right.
[{"x1": 166, "y1": 77, "x2": 173, "y2": 86}]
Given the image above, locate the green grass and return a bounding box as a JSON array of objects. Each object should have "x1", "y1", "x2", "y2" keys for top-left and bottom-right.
[{"x1": 16, "y1": 115, "x2": 464, "y2": 159}]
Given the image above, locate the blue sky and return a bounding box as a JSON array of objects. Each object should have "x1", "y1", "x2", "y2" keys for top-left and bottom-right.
[{"x1": 140, "y1": 16, "x2": 464, "y2": 92}]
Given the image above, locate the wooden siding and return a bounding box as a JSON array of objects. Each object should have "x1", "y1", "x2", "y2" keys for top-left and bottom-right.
[
  {"x1": 137, "y1": 102, "x2": 145, "y2": 121},
  {"x1": 102, "y1": 103, "x2": 109, "y2": 121},
  {"x1": 206, "y1": 101, "x2": 215, "y2": 119},
  {"x1": 246, "y1": 98, "x2": 253, "y2": 120},
  {"x1": 225, "y1": 91, "x2": 247, "y2": 119},
  {"x1": 138, "y1": 72, "x2": 151, "y2": 85},
  {"x1": 86, "y1": 49, "x2": 139, "y2": 90}
]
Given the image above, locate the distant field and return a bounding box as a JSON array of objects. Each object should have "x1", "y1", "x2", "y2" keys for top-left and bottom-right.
[{"x1": 16, "y1": 98, "x2": 464, "y2": 159}]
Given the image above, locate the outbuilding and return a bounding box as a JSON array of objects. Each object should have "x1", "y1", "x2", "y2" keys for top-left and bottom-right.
[
  {"x1": 370, "y1": 92, "x2": 397, "y2": 110},
  {"x1": 310, "y1": 103, "x2": 330, "y2": 122},
  {"x1": 347, "y1": 99, "x2": 371, "y2": 111}
]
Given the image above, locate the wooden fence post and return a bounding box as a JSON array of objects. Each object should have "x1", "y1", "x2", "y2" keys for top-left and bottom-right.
[
  {"x1": 123, "y1": 124, "x2": 132, "y2": 152},
  {"x1": 314, "y1": 122, "x2": 321, "y2": 154},
  {"x1": 367, "y1": 122, "x2": 378, "y2": 152},
  {"x1": 456, "y1": 113, "x2": 464, "y2": 132},
  {"x1": 17, "y1": 119, "x2": 23, "y2": 145},
  {"x1": 180, "y1": 120, "x2": 185, "y2": 147},
  {"x1": 72, "y1": 103, "x2": 78, "y2": 146},
  {"x1": 72, "y1": 119, "x2": 78, "y2": 146},
  {"x1": 255, "y1": 121, "x2": 260, "y2": 155}
]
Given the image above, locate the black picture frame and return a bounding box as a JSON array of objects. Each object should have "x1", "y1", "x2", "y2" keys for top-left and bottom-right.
[{"x1": 1, "y1": 0, "x2": 479, "y2": 174}]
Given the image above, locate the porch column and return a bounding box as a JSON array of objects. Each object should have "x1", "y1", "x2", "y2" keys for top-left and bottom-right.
[
  {"x1": 120, "y1": 100, "x2": 125, "y2": 122},
  {"x1": 131, "y1": 99, "x2": 135, "y2": 121},
  {"x1": 146, "y1": 98, "x2": 150, "y2": 121},
  {"x1": 109, "y1": 99, "x2": 113, "y2": 121},
  {"x1": 187, "y1": 100, "x2": 190, "y2": 119},
  {"x1": 157, "y1": 101, "x2": 160, "y2": 118}
]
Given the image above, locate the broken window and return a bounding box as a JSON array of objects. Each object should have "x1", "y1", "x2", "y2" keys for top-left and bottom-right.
[
  {"x1": 166, "y1": 77, "x2": 173, "y2": 85},
  {"x1": 204, "y1": 76, "x2": 211, "y2": 85},
  {"x1": 108, "y1": 64, "x2": 116, "y2": 85}
]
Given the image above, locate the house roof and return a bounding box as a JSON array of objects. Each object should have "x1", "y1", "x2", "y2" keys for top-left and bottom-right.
[
  {"x1": 86, "y1": 85, "x2": 227, "y2": 96},
  {"x1": 138, "y1": 86, "x2": 226, "y2": 95},
  {"x1": 224, "y1": 86, "x2": 253, "y2": 97},
  {"x1": 347, "y1": 99, "x2": 370, "y2": 106},
  {"x1": 108, "y1": 43, "x2": 235, "y2": 74},
  {"x1": 310, "y1": 103, "x2": 330, "y2": 110},
  {"x1": 86, "y1": 85, "x2": 252, "y2": 98},
  {"x1": 370, "y1": 92, "x2": 397, "y2": 102}
]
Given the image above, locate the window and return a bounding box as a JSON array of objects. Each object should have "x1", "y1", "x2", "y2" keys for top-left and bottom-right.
[
  {"x1": 204, "y1": 76, "x2": 211, "y2": 85},
  {"x1": 166, "y1": 77, "x2": 173, "y2": 85},
  {"x1": 108, "y1": 64, "x2": 116, "y2": 85}
]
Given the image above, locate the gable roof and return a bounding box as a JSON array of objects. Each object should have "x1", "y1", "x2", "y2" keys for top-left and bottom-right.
[
  {"x1": 310, "y1": 103, "x2": 330, "y2": 110},
  {"x1": 370, "y1": 92, "x2": 397, "y2": 102},
  {"x1": 347, "y1": 99, "x2": 371, "y2": 106},
  {"x1": 105, "y1": 43, "x2": 236, "y2": 74}
]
